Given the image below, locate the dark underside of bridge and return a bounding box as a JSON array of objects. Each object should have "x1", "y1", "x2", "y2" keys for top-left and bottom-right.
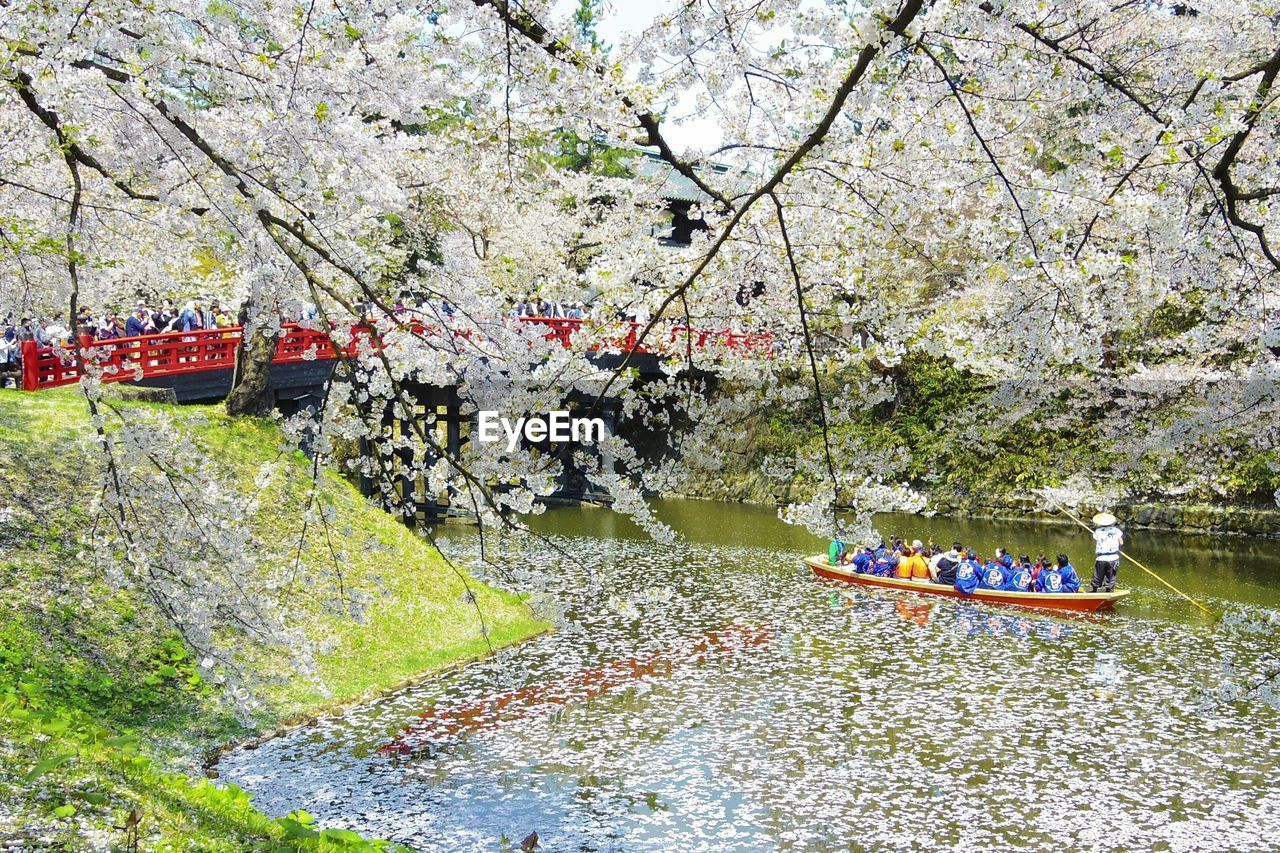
[
  {"x1": 129, "y1": 352, "x2": 704, "y2": 525},
  {"x1": 130, "y1": 359, "x2": 336, "y2": 410}
]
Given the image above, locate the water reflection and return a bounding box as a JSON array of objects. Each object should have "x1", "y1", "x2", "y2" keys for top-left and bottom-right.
[
  {"x1": 217, "y1": 503, "x2": 1280, "y2": 851},
  {"x1": 379, "y1": 624, "x2": 773, "y2": 758}
]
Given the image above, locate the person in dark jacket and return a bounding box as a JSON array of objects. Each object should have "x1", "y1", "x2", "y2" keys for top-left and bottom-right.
[
  {"x1": 932, "y1": 542, "x2": 963, "y2": 585},
  {"x1": 154, "y1": 299, "x2": 176, "y2": 331},
  {"x1": 75, "y1": 306, "x2": 95, "y2": 336},
  {"x1": 124, "y1": 309, "x2": 147, "y2": 338}
]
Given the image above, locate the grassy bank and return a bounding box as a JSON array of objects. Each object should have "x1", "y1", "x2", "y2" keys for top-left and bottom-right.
[{"x1": 0, "y1": 387, "x2": 547, "y2": 850}]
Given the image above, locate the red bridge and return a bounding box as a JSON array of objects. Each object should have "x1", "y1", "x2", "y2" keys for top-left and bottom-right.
[{"x1": 17, "y1": 317, "x2": 773, "y2": 394}]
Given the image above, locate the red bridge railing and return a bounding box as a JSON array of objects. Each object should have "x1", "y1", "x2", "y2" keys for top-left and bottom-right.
[
  {"x1": 19, "y1": 325, "x2": 342, "y2": 393},
  {"x1": 19, "y1": 317, "x2": 773, "y2": 393}
]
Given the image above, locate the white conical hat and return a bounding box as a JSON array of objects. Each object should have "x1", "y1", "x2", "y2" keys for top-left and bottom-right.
[{"x1": 1092, "y1": 512, "x2": 1117, "y2": 527}]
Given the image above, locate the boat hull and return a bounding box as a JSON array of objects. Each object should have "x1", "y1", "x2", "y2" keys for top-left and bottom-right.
[{"x1": 804, "y1": 556, "x2": 1128, "y2": 613}]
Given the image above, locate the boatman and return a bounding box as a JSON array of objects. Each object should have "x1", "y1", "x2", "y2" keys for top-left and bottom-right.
[{"x1": 1090, "y1": 512, "x2": 1125, "y2": 592}]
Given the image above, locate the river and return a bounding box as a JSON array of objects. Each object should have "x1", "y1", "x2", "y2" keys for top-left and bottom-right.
[{"x1": 217, "y1": 499, "x2": 1280, "y2": 850}]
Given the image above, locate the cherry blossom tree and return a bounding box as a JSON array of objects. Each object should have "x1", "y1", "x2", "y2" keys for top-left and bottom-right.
[{"x1": 3, "y1": 0, "x2": 1278, "y2": 684}]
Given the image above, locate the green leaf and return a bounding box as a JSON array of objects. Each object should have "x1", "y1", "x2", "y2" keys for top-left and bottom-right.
[
  {"x1": 278, "y1": 817, "x2": 320, "y2": 839},
  {"x1": 156, "y1": 664, "x2": 178, "y2": 678},
  {"x1": 321, "y1": 828, "x2": 365, "y2": 843},
  {"x1": 53, "y1": 804, "x2": 77, "y2": 818},
  {"x1": 39, "y1": 718, "x2": 69, "y2": 735},
  {"x1": 78, "y1": 792, "x2": 108, "y2": 805},
  {"x1": 25, "y1": 753, "x2": 74, "y2": 782}
]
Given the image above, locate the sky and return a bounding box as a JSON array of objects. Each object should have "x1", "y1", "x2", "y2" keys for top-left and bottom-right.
[{"x1": 549, "y1": 0, "x2": 725, "y2": 154}]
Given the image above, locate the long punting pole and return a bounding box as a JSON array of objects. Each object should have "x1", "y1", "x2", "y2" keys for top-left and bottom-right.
[{"x1": 1036, "y1": 490, "x2": 1216, "y2": 618}]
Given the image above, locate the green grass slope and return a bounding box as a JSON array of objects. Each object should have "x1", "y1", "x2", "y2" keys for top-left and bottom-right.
[{"x1": 0, "y1": 386, "x2": 546, "y2": 850}]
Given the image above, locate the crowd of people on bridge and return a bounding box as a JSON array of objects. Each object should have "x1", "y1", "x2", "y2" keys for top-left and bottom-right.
[
  {"x1": 510, "y1": 294, "x2": 591, "y2": 320},
  {"x1": 828, "y1": 513, "x2": 1127, "y2": 595},
  {"x1": 1, "y1": 297, "x2": 234, "y2": 387}
]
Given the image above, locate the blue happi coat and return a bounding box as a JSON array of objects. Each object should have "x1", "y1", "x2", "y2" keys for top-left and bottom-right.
[
  {"x1": 852, "y1": 551, "x2": 873, "y2": 574},
  {"x1": 871, "y1": 548, "x2": 898, "y2": 577},
  {"x1": 954, "y1": 559, "x2": 980, "y2": 595},
  {"x1": 1036, "y1": 565, "x2": 1080, "y2": 593},
  {"x1": 978, "y1": 561, "x2": 1009, "y2": 590},
  {"x1": 1003, "y1": 567, "x2": 1034, "y2": 592},
  {"x1": 1058, "y1": 562, "x2": 1082, "y2": 593}
]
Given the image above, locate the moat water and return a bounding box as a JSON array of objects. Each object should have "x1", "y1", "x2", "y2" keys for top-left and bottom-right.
[{"x1": 218, "y1": 500, "x2": 1280, "y2": 851}]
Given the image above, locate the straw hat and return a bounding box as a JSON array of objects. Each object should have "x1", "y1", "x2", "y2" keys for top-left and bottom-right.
[{"x1": 1092, "y1": 511, "x2": 1117, "y2": 526}]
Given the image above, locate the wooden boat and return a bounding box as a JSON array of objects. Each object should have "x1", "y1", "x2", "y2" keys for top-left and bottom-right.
[{"x1": 803, "y1": 556, "x2": 1129, "y2": 613}]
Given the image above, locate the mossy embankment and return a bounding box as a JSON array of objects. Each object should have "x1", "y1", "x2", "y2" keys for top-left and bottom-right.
[
  {"x1": 678, "y1": 354, "x2": 1280, "y2": 537},
  {"x1": 0, "y1": 387, "x2": 547, "y2": 850}
]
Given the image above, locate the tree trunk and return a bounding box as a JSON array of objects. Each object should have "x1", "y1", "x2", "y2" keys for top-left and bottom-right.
[{"x1": 226, "y1": 318, "x2": 275, "y2": 417}]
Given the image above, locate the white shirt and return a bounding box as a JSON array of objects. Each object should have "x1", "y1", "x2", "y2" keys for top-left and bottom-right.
[{"x1": 1094, "y1": 526, "x2": 1124, "y2": 559}]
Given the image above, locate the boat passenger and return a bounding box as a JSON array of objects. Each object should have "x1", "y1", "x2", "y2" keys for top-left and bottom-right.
[
  {"x1": 911, "y1": 546, "x2": 932, "y2": 581},
  {"x1": 1004, "y1": 563, "x2": 1034, "y2": 592},
  {"x1": 993, "y1": 547, "x2": 1014, "y2": 569},
  {"x1": 828, "y1": 538, "x2": 844, "y2": 566},
  {"x1": 871, "y1": 545, "x2": 899, "y2": 577},
  {"x1": 932, "y1": 542, "x2": 963, "y2": 585},
  {"x1": 898, "y1": 546, "x2": 929, "y2": 580},
  {"x1": 894, "y1": 546, "x2": 913, "y2": 579},
  {"x1": 1056, "y1": 554, "x2": 1082, "y2": 592},
  {"x1": 954, "y1": 550, "x2": 981, "y2": 595},
  {"x1": 978, "y1": 559, "x2": 1009, "y2": 590},
  {"x1": 1035, "y1": 554, "x2": 1081, "y2": 594},
  {"x1": 851, "y1": 547, "x2": 873, "y2": 574},
  {"x1": 1032, "y1": 554, "x2": 1049, "y2": 584}
]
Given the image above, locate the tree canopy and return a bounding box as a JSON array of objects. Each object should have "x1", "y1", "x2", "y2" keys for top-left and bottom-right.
[{"x1": 3, "y1": 0, "x2": 1278, "y2": 679}]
